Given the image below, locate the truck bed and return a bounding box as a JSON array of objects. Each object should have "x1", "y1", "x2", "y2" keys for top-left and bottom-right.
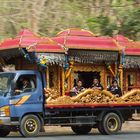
[{"x1": 45, "y1": 102, "x2": 140, "y2": 109}]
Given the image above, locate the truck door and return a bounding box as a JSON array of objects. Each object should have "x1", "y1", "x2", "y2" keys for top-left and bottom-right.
[{"x1": 10, "y1": 73, "x2": 43, "y2": 119}]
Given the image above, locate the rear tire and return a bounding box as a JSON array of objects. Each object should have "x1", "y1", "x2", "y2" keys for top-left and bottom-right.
[
  {"x1": 19, "y1": 114, "x2": 41, "y2": 137},
  {"x1": 98, "y1": 112, "x2": 122, "y2": 135},
  {"x1": 71, "y1": 125, "x2": 92, "y2": 135},
  {"x1": 0, "y1": 128, "x2": 10, "y2": 137}
]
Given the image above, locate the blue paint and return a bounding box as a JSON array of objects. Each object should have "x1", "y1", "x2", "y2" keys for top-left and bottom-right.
[{"x1": 0, "y1": 71, "x2": 44, "y2": 119}]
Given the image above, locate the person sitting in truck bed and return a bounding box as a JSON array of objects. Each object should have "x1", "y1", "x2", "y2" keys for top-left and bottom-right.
[
  {"x1": 108, "y1": 80, "x2": 122, "y2": 97},
  {"x1": 91, "y1": 78, "x2": 103, "y2": 90},
  {"x1": 70, "y1": 80, "x2": 85, "y2": 96}
]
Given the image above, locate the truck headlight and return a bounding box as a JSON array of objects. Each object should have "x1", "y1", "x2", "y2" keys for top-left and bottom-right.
[{"x1": 0, "y1": 106, "x2": 10, "y2": 117}]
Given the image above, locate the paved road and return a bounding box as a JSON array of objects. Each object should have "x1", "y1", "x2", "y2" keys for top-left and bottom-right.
[
  {"x1": 1, "y1": 131, "x2": 140, "y2": 140},
  {"x1": 1, "y1": 122, "x2": 140, "y2": 140}
]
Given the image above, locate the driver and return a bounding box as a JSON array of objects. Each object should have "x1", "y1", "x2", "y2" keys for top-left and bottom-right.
[
  {"x1": 21, "y1": 79, "x2": 32, "y2": 91},
  {"x1": 16, "y1": 78, "x2": 32, "y2": 93}
]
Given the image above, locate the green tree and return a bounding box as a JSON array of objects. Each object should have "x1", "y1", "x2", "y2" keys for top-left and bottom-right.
[
  {"x1": 87, "y1": 1, "x2": 140, "y2": 40},
  {"x1": 0, "y1": 0, "x2": 139, "y2": 40}
]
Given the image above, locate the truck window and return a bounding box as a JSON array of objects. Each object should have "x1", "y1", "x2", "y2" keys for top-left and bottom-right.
[{"x1": 16, "y1": 75, "x2": 37, "y2": 94}]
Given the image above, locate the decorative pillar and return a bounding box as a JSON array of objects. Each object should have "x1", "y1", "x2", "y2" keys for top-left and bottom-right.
[
  {"x1": 119, "y1": 50, "x2": 124, "y2": 93},
  {"x1": 107, "y1": 65, "x2": 115, "y2": 77},
  {"x1": 65, "y1": 60, "x2": 74, "y2": 80},
  {"x1": 119, "y1": 65, "x2": 123, "y2": 92},
  {"x1": 46, "y1": 67, "x2": 49, "y2": 88},
  {"x1": 58, "y1": 66, "x2": 61, "y2": 92},
  {"x1": 62, "y1": 67, "x2": 65, "y2": 95},
  {"x1": 115, "y1": 62, "x2": 118, "y2": 76}
]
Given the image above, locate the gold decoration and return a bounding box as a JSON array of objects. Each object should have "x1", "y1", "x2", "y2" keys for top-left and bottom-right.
[
  {"x1": 65, "y1": 60, "x2": 74, "y2": 80},
  {"x1": 45, "y1": 88, "x2": 140, "y2": 105},
  {"x1": 46, "y1": 89, "x2": 117, "y2": 105},
  {"x1": 62, "y1": 67, "x2": 65, "y2": 95},
  {"x1": 119, "y1": 65, "x2": 123, "y2": 91},
  {"x1": 107, "y1": 65, "x2": 115, "y2": 77}
]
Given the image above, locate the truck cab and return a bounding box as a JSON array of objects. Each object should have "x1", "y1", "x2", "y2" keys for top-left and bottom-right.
[{"x1": 0, "y1": 70, "x2": 44, "y2": 137}]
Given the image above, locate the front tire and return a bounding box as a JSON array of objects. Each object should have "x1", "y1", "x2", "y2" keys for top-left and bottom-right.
[
  {"x1": 0, "y1": 128, "x2": 10, "y2": 137},
  {"x1": 71, "y1": 125, "x2": 92, "y2": 135},
  {"x1": 98, "y1": 112, "x2": 122, "y2": 135},
  {"x1": 19, "y1": 114, "x2": 41, "y2": 137}
]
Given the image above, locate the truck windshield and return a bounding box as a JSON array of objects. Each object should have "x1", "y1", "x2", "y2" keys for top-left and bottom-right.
[{"x1": 0, "y1": 73, "x2": 15, "y2": 96}]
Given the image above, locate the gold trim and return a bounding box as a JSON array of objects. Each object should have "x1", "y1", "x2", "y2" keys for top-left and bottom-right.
[
  {"x1": 62, "y1": 67, "x2": 65, "y2": 95},
  {"x1": 107, "y1": 65, "x2": 115, "y2": 77},
  {"x1": 119, "y1": 65, "x2": 123, "y2": 91},
  {"x1": 46, "y1": 67, "x2": 49, "y2": 88}
]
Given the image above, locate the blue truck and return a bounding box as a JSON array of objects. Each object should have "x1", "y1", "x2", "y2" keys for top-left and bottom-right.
[{"x1": 0, "y1": 70, "x2": 139, "y2": 137}]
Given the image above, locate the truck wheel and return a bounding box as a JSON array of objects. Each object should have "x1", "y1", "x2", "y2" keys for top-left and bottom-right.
[
  {"x1": 19, "y1": 114, "x2": 41, "y2": 137},
  {"x1": 71, "y1": 125, "x2": 92, "y2": 135},
  {"x1": 98, "y1": 123, "x2": 106, "y2": 134},
  {"x1": 0, "y1": 128, "x2": 10, "y2": 137},
  {"x1": 98, "y1": 112, "x2": 122, "y2": 135}
]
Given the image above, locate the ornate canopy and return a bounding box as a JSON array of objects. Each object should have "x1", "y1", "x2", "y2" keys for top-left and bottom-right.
[
  {"x1": 0, "y1": 28, "x2": 140, "y2": 67},
  {"x1": 114, "y1": 35, "x2": 140, "y2": 68},
  {"x1": 0, "y1": 29, "x2": 46, "y2": 50},
  {"x1": 52, "y1": 29, "x2": 120, "y2": 63},
  {"x1": 0, "y1": 29, "x2": 46, "y2": 59},
  {"x1": 51, "y1": 28, "x2": 121, "y2": 51},
  {"x1": 0, "y1": 29, "x2": 66, "y2": 66},
  {"x1": 114, "y1": 35, "x2": 140, "y2": 55}
]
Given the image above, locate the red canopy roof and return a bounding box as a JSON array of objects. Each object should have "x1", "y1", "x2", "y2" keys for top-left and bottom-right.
[
  {"x1": 56, "y1": 28, "x2": 95, "y2": 37},
  {"x1": 114, "y1": 35, "x2": 140, "y2": 55},
  {"x1": 28, "y1": 39, "x2": 65, "y2": 53},
  {"x1": 0, "y1": 29, "x2": 43, "y2": 50},
  {"x1": 52, "y1": 29, "x2": 120, "y2": 51},
  {"x1": 125, "y1": 47, "x2": 140, "y2": 55},
  {"x1": 114, "y1": 35, "x2": 134, "y2": 47},
  {"x1": 0, "y1": 29, "x2": 65, "y2": 53},
  {"x1": 1, "y1": 29, "x2": 139, "y2": 56},
  {"x1": 52, "y1": 36, "x2": 120, "y2": 51}
]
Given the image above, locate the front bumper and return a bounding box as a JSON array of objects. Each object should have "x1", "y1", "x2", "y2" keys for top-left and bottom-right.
[
  {"x1": 0, "y1": 117, "x2": 19, "y2": 125},
  {"x1": 0, "y1": 117, "x2": 11, "y2": 125}
]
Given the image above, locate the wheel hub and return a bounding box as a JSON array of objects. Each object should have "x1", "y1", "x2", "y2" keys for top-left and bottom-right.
[
  {"x1": 25, "y1": 119, "x2": 37, "y2": 133},
  {"x1": 107, "y1": 118, "x2": 117, "y2": 131}
]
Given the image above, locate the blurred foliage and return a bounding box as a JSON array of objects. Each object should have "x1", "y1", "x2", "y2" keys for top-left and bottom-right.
[
  {"x1": 87, "y1": 8, "x2": 140, "y2": 40},
  {"x1": 0, "y1": 0, "x2": 139, "y2": 40}
]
